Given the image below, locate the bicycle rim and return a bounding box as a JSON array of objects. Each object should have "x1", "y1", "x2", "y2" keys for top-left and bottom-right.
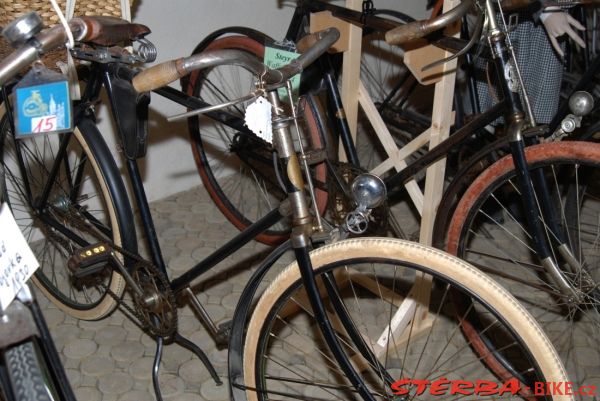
[
  {"x1": 447, "y1": 141, "x2": 600, "y2": 398},
  {"x1": 243, "y1": 238, "x2": 569, "y2": 401},
  {"x1": 1, "y1": 115, "x2": 128, "y2": 319}
]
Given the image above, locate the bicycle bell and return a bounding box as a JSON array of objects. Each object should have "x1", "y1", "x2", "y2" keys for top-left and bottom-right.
[
  {"x1": 568, "y1": 91, "x2": 594, "y2": 117},
  {"x1": 2, "y1": 12, "x2": 44, "y2": 48}
]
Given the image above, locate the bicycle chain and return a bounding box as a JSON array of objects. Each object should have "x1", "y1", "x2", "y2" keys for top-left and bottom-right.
[{"x1": 50, "y1": 204, "x2": 178, "y2": 338}]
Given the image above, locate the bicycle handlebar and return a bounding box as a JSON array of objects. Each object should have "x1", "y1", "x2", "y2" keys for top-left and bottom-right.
[
  {"x1": 385, "y1": 0, "x2": 474, "y2": 45},
  {"x1": 385, "y1": 0, "x2": 600, "y2": 46},
  {"x1": 131, "y1": 27, "x2": 340, "y2": 93},
  {"x1": 0, "y1": 15, "x2": 151, "y2": 86},
  {"x1": 0, "y1": 19, "x2": 87, "y2": 86}
]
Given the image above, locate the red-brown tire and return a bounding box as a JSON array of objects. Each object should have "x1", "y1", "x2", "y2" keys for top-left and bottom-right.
[{"x1": 446, "y1": 141, "x2": 600, "y2": 398}]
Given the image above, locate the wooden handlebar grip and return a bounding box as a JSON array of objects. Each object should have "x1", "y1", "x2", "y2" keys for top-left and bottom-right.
[
  {"x1": 132, "y1": 59, "x2": 183, "y2": 92},
  {"x1": 385, "y1": 22, "x2": 428, "y2": 45}
]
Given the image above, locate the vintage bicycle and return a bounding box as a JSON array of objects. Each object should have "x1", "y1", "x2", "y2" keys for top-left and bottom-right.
[
  {"x1": 182, "y1": 0, "x2": 600, "y2": 242},
  {"x1": 183, "y1": 0, "x2": 600, "y2": 396},
  {"x1": 0, "y1": 10, "x2": 572, "y2": 401}
]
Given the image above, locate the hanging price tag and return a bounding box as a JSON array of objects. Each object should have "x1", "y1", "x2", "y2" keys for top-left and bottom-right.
[
  {"x1": 245, "y1": 96, "x2": 273, "y2": 144},
  {"x1": 0, "y1": 203, "x2": 40, "y2": 311},
  {"x1": 13, "y1": 63, "x2": 72, "y2": 138}
]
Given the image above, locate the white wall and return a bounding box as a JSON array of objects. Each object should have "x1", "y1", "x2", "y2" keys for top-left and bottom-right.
[{"x1": 99, "y1": 0, "x2": 428, "y2": 202}]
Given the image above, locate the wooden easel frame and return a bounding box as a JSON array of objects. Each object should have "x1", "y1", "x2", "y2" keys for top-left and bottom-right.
[
  {"x1": 338, "y1": 0, "x2": 459, "y2": 246},
  {"x1": 311, "y1": 0, "x2": 461, "y2": 352}
]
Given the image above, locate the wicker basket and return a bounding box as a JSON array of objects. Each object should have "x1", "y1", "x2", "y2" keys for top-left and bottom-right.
[{"x1": 0, "y1": 0, "x2": 132, "y2": 67}]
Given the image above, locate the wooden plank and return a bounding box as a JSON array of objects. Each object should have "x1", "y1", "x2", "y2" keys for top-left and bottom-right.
[
  {"x1": 413, "y1": 0, "x2": 461, "y2": 330},
  {"x1": 403, "y1": 41, "x2": 448, "y2": 85},
  {"x1": 339, "y1": 0, "x2": 363, "y2": 155},
  {"x1": 309, "y1": 11, "x2": 351, "y2": 53},
  {"x1": 358, "y1": 83, "x2": 424, "y2": 214},
  {"x1": 418, "y1": 0, "x2": 460, "y2": 246}
]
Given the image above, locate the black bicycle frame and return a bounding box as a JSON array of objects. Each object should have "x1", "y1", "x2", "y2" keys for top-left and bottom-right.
[
  {"x1": 123, "y1": 59, "x2": 379, "y2": 400},
  {"x1": 123, "y1": 0, "x2": 600, "y2": 300},
  {"x1": 277, "y1": 0, "x2": 583, "y2": 296}
]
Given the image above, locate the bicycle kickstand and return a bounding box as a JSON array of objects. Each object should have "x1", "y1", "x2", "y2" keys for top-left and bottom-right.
[
  {"x1": 173, "y1": 332, "x2": 222, "y2": 385},
  {"x1": 152, "y1": 333, "x2": 165, "y2": 401},
  {"x1": 150, "y1": 316, "x2": 222, "y2": 401}
]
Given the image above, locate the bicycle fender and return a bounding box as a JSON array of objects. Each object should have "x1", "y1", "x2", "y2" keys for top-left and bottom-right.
[
  {"x1": 109, "y1": 76, "x2": 150, "y2": 160},
  {"x1": 75, "y1": 117, "x2": 139, "y2": 268},
  {"x1": 228, "y1": 240, "x2": 292, "y2": 401}
]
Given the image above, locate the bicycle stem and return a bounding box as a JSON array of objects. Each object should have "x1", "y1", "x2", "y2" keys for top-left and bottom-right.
[
  {"x1": 266, "y1": 91, "x2": 313, "y2": 242},
  {"x1": 493, "y1": 0, "x2": 537, "y2": 126},
  {"x1": 285, "y1": 80, "x2": 325, "y2": 232}
]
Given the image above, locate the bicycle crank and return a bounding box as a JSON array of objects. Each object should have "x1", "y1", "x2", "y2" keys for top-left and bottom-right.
[
  {"x1": 130, "y1": 262, "x2": 178, "y2": 339},
  {"x1": 61, "y1": 201, "x2": 178, "y2": 339}
]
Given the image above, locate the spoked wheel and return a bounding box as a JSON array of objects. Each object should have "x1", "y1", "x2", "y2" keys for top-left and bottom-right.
[
  {"x1": 186, "y1": 34, "x2": 330, "y2": 245},
  {"x1": 432, "y1": 136, "x2": 513, "y2": 249},
  {"x1": 0, "y1": 114, "x2": 136, "y2": 320},
  {"x1": 446, "y1": 141, "x2": 600, "y2": 398},
  {"x1": 242, "y1": 238, "x2": 569, "y2": 401}
]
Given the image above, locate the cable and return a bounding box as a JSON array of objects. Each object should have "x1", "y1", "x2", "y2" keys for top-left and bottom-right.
[{"x1": 48, "y1": 0, "x2": 74, "y2": 49}]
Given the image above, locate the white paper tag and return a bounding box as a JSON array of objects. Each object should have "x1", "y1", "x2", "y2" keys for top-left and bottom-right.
[
  {"x1": 0, "y1": 203, "x2": 40, "y2": 311},
  {"x1": 244, "y1": 96, "x2": 273, "y2": 144}
]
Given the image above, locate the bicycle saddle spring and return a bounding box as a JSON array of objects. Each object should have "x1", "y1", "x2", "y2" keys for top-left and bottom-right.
[{"x1": 136, "y1": 38, "x2": 157, "y2": 63}]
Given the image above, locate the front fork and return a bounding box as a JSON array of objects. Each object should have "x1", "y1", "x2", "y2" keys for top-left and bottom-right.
[
  {"x1": 488, "y1": 24, "x2": 583, "y2": 301},
  {"x1": 267, "y1": 88, "x2": 378, "y2": 401}
]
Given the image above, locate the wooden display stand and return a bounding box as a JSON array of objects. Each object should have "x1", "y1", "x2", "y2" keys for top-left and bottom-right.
[
  {"x1": 311, "y1": 0, "x2": 459, "y2": 244},
  {"x1": 309, "y1": 0, "x2": 461, "y2": 357}
]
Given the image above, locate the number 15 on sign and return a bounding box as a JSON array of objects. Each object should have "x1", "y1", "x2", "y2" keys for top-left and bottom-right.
[{"x1": 31, "y1": 115, "x2": 58, "y2": 133}]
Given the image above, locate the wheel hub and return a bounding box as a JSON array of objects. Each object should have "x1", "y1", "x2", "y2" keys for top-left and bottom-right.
[{"x1": 51, "y1": 195, "x2": 72, "y2": 213}]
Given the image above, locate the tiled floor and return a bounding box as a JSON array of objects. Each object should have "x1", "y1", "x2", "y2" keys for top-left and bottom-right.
[
  {"x1": 35, "y1": 183, "x2": 598, "y2": 400},
  {"x1": 37, "y1": 186, "x2": 289, "y2": 401}
]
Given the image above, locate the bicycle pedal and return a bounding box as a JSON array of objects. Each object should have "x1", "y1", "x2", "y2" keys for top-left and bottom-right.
[
  {"x1": 67, "y1": 243, "x2": 113, "y2": 279},
  {"x1": 214, "y1": 320, "x2": 232, "y2": 348}
]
